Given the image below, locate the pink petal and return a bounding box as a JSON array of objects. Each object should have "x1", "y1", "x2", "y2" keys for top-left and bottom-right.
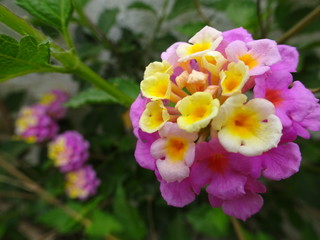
[
  {"x1": 134, "y1": 130, "x2": 159, "y2": 170},
  {"x1": 271, "y1": 45, "x2": 299, "y2": 72},
  {"x1": 228, "y1": 153, "x2": 262, "y2": 178},
  {"x1": 225, "y1": 40, "x2": 248, "y2": 62},
  {"x1": 300, "y1": 103, "x2": 320, "y2": 131},
  {"x1": 222, "y1": 192, "x2": 264, "y2": 221},
  {"x1": 190, "y1": 157, "x2": 212, "y2": 194},
  {"x1": 247, "y1": 39, "x2": 281, "y2": 66},
  {"x1": 292, "y1": 121, "x2": 311, "y2": 139},
  {"x1": 281, "y1": 125, "x2": 298, "y2": 142},
  {"x1": 160, "y1": 178, "x2": 196, "y2": 207},
  {"x1": 245, "y1": 177, "x2": 266, "y2": 193},
  {"x1": 262, "y1": 142, "x2": 301, "y2": 180},
  {"x1": 217, "y1": 27, "x2": 253, "y2": 55},
  {"x1": 130, "y1": 94, "x2": 149, "y2": 137},
  {"x1": 289, "y1": 81, "x2": 318, "y2": 122},
  {"x1": 206, "y1": 172, "x2": 247, "y2": 200},
  {"x1": 222, "y1": 27, "x2": 253, "y2": 43},
  {"x1": 161, "y1": 42, "x2": 184, "y2": 67},
  {"x1": 249, "y1": 66, "x2": 270, "y2": 76},
  {"x1": 208, "y1": 194, "x2": 223, "y2": 207},
  {"x1": 156, "y1": 159, "x2": 190, "y2": 183}
]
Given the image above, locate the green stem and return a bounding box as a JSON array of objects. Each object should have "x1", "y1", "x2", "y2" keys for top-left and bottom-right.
[
  {"x1": 0, "y1": 4, "x2": 134, "y2": 107},
  {"x1": 0, "y1": 4, "x2": 47, "y2": 42},
  {"x1": 309, "y1": 87, "x2": 320, "y2": 94},
  {"x1": 230, "y1": 217, "x2": 245, "y2": 240},
  {"x1": 277, "y1": 6, "x2": 320, "y2": 44},
  {"x1": 193, "y1": 0, "x2": 212, "y2": 26},
  {"x1": 256, "y1": 0, "x2": 266, "y2": 38},
  {"x1": 72, "y1": 61, "x2": 133, "y2": 107},
  {"x1": 62, "y1": 25, "x2": 76, "y2": 53},
  {"x1": 72, "y1": 0, "x2": 115, "y2": 50},
  {"x1": 147, "y1": 0, "x2": 169, "y2": 48},
  {"x1": 0, "y1": 155, "x2": 91, "y2": 227}
]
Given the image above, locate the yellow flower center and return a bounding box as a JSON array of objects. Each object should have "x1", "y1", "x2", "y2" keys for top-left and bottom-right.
[
  {"x1": 238, "y1": 53, "x2": 258, "y2": 69},
  {"x1": 166, "y1": 137, "x2": 189, "y2": 162},
  {"x1": 139, "y1": 101, "x2": 169, "y2": 133},
  {"x1": 227, "y1": 108, "x2": 260, "y2": 138},
  {"x1": 177, "y1": 92, "x2": 220, "y2": 132},
  {"x1": 140, "y1": 72, "x2": 171, "y2": 100},
  {"x1": 188, "y1": 42, "x2": 212, "y2": 55},
  {"x1": 40, "y1": 93, "x2": 56, "y2": 105}
]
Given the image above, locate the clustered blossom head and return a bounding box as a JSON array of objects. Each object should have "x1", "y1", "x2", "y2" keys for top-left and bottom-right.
[
  {"x1": 15, "y1": 89, "x2": 69, "y2": 143},
  {"x1": 65, "y1": 165, "x2": 101, "y2": 200},
  {"x1": 48, "y1": 131, "x2": 90, "y2": 172},
  {"x1": 14, "y1": 89, "x2": 100, "y2": 200},
  {"x1": 39, "y1": 89, "x2": 70, "y2": 119},
  {"x1": 15, "y1": 105, "x2": 58, "y2": 143},
  {"x1": 48, "y1": 131, "x2": 100, "y2": 200},
  {"x1": 130, "y1": 26, "x2": 320, "y2": 220}
]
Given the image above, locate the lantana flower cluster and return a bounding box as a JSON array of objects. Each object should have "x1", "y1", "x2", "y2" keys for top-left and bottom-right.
[
  {"x1": 48, "y1": 131, "x2": 100, "y2": 200},
  {"x1": 14, "y1": 89, "x2": 100, "y2": 200},
  {"x1": 130, "y1": 26, "x2": 320, "y2": 220},
  {"x1": 15, "y1": 89, "x2": 69, "y2": 143}
]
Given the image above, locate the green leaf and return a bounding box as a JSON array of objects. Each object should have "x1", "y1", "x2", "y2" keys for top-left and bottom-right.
[
  {"x1": 187, "y1": 205, "x2": 229, "y2": 237},
  {"x1": 0, "y1": 35, "x2": 51, "y2": 82},
  {"x1": 109, "y1": 78, "x2": 140, "y2": 99},
  {"x1": 128, "y1": 2, "x2": 156, "y2": 14},
  {"x1": 98, "y1": 8, "x2": 119, "y2": 35},
  {"x1": 65, "y1": 88, "x2": 118, "y2": 108},
  {"x1": 85, "y1": 210, "x2": 122, "y2": 237},
  {"x1": 113, "y1": 185, "x2": 147, "y2": 240},
  {"x1": 15, "y1": 0, "x2": 73, "y2": 31},
  {"x1": 37, "y1": 206, "x2": 79, "y2": 233}
]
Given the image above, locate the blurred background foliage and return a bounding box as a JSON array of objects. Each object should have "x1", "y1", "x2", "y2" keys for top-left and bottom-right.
[{"x1": 0, "y1": 0, "x2": 319, "y2": 239}]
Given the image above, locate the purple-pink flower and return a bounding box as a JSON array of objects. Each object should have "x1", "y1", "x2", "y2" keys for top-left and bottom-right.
[
  {"x1": 15, "y1": 104, "x2": 58, "y2": 143},
  {"x1": 65, "y1": 165, "x2": 100, "y2": 200},
  {"x1": 38, "y1": 89, "x2": 70, "y2": 119},
  {"x1": 130, "y1": 25, "x2": 320, "y2": 220},
  {"x1": 48, "y1": 131, "x2": 89, "y2": 172}
]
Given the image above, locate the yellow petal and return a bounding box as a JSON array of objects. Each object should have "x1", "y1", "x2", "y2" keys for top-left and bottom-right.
[
  {"x1": 140, "y1": 72, "x2": 171, "y2": 100},
  {"x1": 238, "y1": 53, "x2": 258, "y2": 69},
  {"x1": 211, "y1": 94, "x2": 282, "y2": 156},
  {"x1": 144, "y1": 60, "x2": 173, "y2": 78},
  {"x1": 177, "y1": 92, "x2": 220, "y2": 132},
  {"x1": 139, "y1": 101, "x2": 170, "y2": 133},
  {"x1": 220, "y1": 61, "x2": 249, "y2": 96}
]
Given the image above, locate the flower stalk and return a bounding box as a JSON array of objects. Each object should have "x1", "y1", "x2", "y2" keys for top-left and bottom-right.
[{"x1": 0, "y1": 4, "x2": 133, "y2": 108}]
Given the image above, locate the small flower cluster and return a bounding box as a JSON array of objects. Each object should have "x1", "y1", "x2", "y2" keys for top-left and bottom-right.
[
  {"x1": 48, "y1": 131, "x2": 100, "y2": 200},
  {"x1": 65, "y1": 165, "x2": 101, "y2": 201},
  {"x1": 14, "y1": 89, "x2": 100, "y2": 200},
  {"x1": 130, "y1": 26, "x2": 320, "y2": 220},
  {"x1": 15, "y1": 89, "x2": 69, "y2": 143}
]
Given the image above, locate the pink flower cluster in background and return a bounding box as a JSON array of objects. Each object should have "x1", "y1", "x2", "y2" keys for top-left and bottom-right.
[
  {"x1": 48, "y1": 131, "x2": 100, "y2": 200},
  {"x1": 130, "y1": 26, "x2": 320, "y2": 220},
  {"x1": 65, "y1": 165, "x2": 101, "y2": 201},
  {"x1": 15, "y1": 89, "x2": 69, "y2": 143},
  {"x1": 48, "y1": 131, "x2": 90, "y2": 172},
  {"x1": 15, "y1": 105, "x2": 58, "y2": 143},
  {"x1": 14, "y1": 89, "x2": 100, "y2": 200}
]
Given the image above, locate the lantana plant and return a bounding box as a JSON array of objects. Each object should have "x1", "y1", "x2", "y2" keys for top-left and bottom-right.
[{"x1": 130, "y1": 26, "x2": 320, "y2": 220}]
